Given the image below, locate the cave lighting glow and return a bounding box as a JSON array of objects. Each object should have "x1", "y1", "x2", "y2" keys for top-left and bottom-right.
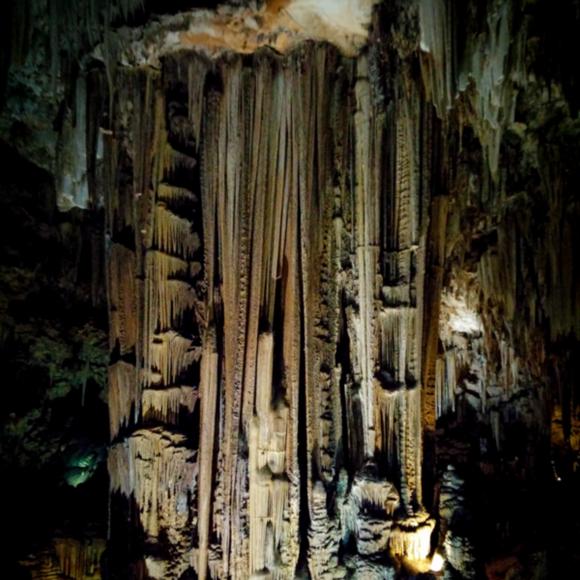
[
  {"x1": 430, "y1": 551, "x2": 445, "y2": 573},
  {"x1": 445, "y1": 295, "x2": 483, "y2": 335}
]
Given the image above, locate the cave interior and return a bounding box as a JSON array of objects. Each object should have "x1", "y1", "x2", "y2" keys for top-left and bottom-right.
[{"x1": 1, "y1": 1, "x2": 580, "y2": 579}]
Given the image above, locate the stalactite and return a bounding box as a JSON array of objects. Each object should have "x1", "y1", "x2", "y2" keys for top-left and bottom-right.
[
  {"x1": 103, "y1": 31, "x2": 450, "y2": 578},
  {"x1": 108, "y1": 243, "x2": 138, "y2": 355},
  {"x1": 154, "y1": 204, "x2": 200, "y2": 259},
  {"x1": 435, "y1": 350, "x2": 457, "y2": 419},
  {"x1": 157, "y1": 182, "x2": 197, "y2": 204},
  {"x1": 187, "y1": 56, "x2": 209, "y2": 149},
  {"x1": 418, "y1": 0, "x2": 523, "y2": 176},
  {"x1": 353, "y1": 55, "x2": 380, "y2": 459},
  {"x1": 142, "y1": 386, "x2": 197, "y2": 423},
  {"x1": 57, "y1": 74, "x2": 90, "y2": 210},
  {"x1": 100, "y1": 26, "x2": 553, "y2": 574},
  {"x1": 197, "y1": 331, "x2": 219, "y2": 580},
  {"x1": 108, "y1": 361, "x2": 140, "y2": 440},
  {"x1": 156, "y1": 279, "x2": 198, "y2": 330},
  {"x1": 146, "y1": 330, "x2": 200, "y2": 386},
  {"x1": 379, "y1": 391, "x2": 400, "y2": 471},
  {"x1": 162, "y1": 144, "x2": 197, "y2": 179},
  {"x1": 418, "y1": 0, "x2": 454, "y2": 115},
  {"x1": 146, "y1": 250, "x2": 189, "y2": 280},
  {"x1": 4, "y1": 0, "x2": 578, "y2": 577},
  {"x1": 389, "y1": 513, "x2": 435, "y2": 562},
  {"x1": 143, "y1": 246, "x2": 200, "y2": 397},
  {"x1": 101, "y1": 61, "x2": 203, "y2": 579}
]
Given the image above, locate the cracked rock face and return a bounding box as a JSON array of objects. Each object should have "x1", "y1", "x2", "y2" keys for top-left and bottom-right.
[{"x1": 2, "y1": 0, "x2": 580, "y2": 578}]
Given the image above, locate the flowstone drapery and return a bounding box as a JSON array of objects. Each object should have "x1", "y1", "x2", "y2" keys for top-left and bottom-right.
[{"x1": 103, "y1": 39, "x2": 435, "y2": 578}]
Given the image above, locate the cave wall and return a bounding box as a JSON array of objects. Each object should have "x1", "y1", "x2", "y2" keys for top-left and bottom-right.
[{"x1": 1, "y1": 0, "x2": 579, "y2": 579}]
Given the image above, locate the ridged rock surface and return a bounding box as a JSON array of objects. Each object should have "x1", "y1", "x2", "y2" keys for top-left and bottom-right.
[{"x1": 1, "y1": 0, "x2": 579, "y2": 578}]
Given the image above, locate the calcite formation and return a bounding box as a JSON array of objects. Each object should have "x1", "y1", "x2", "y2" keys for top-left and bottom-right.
[
  {"x1": 2, "y1": 0, "x2": 579, "y2": 578},
  {"x1": 102, "y1": 37, "x2": 434, "y2": 576},
  {"x1": 98, "y1": 1, "x2": 579, "y2": 577}
]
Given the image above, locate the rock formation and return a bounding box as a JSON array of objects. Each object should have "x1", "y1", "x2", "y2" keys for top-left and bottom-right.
[{"x1": 1, "y1": 0, "x2": 579, "y2": 578}]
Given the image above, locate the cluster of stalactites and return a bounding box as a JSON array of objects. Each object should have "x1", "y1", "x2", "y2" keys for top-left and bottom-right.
[
  {"x1": 192, "y1": 46, "x2": 431, "y2": 577},
  {"x1": 417, "y1": 0, "x2": 524, "y2": 176},
  {"x1": 103, "y1": 64, "x2": 204, "y2": 579},
  {"x1": 102, "y1": 37, "x2": 437, "y2": 577}
]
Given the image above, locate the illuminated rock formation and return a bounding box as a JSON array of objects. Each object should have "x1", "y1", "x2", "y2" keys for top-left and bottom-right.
[
  {"x1": 100, "y1": 36, "x2": 436, "y2": 576},
  {"x1": 96, "y1": 2, "x2": 580, "y2": 577},
  {"x1": 2, "y1": 0, "x2": 580, "y2": 578}
]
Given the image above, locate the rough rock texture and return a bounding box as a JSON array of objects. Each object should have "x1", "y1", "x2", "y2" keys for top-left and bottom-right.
[
  {"x1": 21, "y1": 536, "x2": 106, "y2": 580},
  {"x1": 2, "y1": 0, "x2": 580, "y2": 578},
  {"x1": 100, "y1": 41, "x2": 432, "y2": 577}
]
